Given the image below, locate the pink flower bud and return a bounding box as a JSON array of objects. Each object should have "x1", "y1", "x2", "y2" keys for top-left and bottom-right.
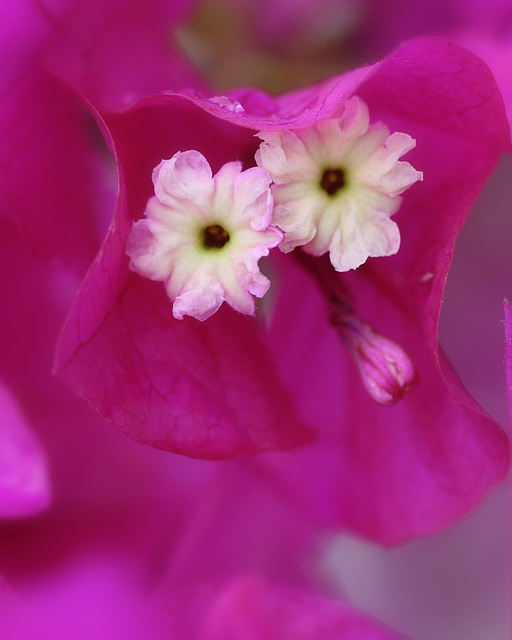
[{"x1": 332, "y1": 305, "x2": 417, "y2": 406}]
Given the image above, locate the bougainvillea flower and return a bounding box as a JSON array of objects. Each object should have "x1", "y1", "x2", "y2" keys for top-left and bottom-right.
[
  {"x1": 55, "y1": 37, "x2": 510, "y2": 543},
  {"x1": 255, "y1": 95, "x2": 422, "y2": 271},
  {"x1": 127, "y1": 150, "x2": 282, "y2": 320}
]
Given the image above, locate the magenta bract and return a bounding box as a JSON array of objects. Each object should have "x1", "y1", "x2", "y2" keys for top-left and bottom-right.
[
  {"x1": 0, "y1": 380, "x2": 50, "y2": 518},
  {"x1": 163, "y1": 576, "x2": 408, "y2": 640},
  {"x1": 55, "y1": 37, "x2": 510, "y2": 541},
  {"x1": 0, "y1": 0, "x2": 205, "y2": 273}
]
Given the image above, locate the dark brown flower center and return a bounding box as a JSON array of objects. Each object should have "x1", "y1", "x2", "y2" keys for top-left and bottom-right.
[
  {"x1": 202, "y1": 224, "x2": 230, "y2": 249},
  {"x1": 320, "y1": 168, "x2": 345, "y2": 196}
]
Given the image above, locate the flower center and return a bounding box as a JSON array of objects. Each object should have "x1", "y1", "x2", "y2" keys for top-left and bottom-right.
[
  {"x1": 320, "y1": 168, "x2": 345, "y2": 196},
  {"x1": 202, "y1": 224, "x2": 230, "y2": 249}
]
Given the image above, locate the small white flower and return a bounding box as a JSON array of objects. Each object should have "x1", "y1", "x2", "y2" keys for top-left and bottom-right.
[
  {"x1": 255, "y1": 96, "x2": 423, "y2": 272},
  {"x1": 126, "y1": 150, "x2": 282, "y2": 321}
]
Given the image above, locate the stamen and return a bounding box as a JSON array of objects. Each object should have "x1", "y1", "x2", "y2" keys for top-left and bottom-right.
[
  {"x1": 320, "y1": 168, "x2": 345, "y2": 196},
  {"x1": 202, "y1": 224, "x2": 230, "y2": 249}
]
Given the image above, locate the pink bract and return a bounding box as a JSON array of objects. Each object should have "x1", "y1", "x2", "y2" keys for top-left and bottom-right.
[
  {"x1": 55, "y1": 37, "x2": 510, "y2": 542},
  {"x1": 0, "y1": 452, "x2": 408, "y2": 639},
  {"x1": 156, "y1": 462, "x2": 410, "y2": 639},
  {"x1": 0, "y1": 380, "x2": 50, "y2": 518},
  {"x1": 0, "y1": 213, "x2": 218, "y2": 638},
  {"x1": 0, "y1": 0, "x2": 205, "y2": 273},
  {"x1": 162, "y1": 576, "x2": 407, "y2": 640}
]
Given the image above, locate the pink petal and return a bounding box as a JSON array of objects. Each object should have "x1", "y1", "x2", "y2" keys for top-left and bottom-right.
[
  {"x1": 154, "y1": 150, "x2": 213, "y2": 206},
  {"x1": 456, "y1": 32, "x2": 512, "y2": 129},
  {"x1": 45, "y1": 0, "x2": 207, "y2": 111},
  {"x1": 259, "y1": 253, "x2": 508, "y2": 543},
  {"x1": 0, "y1": 381, "x2": 50, "y2": 518},
  {"x1": 254, "y1": 36, "x2": 511, "y2": 542},
  {"x1": 164, "y1": 576, "x2": 408, "y2": 640},
  {"x1": 55, "y1": 101, "x2": 311, "y2": 458},
  {"x1": 0, "y1": 63, "x2": 111, "y2": 273},
  {"x1": 0, "y1": 0, "x2": 207, "y2": 273},
  {"x1": 0, "y1": 554, "x2": 173, "y2": 640}
]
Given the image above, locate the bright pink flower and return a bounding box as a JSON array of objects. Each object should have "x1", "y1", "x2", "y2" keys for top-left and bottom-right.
[
  {"x1": 2, "y1": 3, "x2": 508, "y2": 635},
  {"x1": 0, "y1": 222, "x2": 404, "y2": 640},
  {"x1": 55, "y1": 37, "x2": 510, "y2": 543},
  {"x1": 1, "y1": 201, "x2": 403, "y2": 640}
]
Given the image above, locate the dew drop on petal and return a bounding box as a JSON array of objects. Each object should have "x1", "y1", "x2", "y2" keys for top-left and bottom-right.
[{"x1": 209, "y1": 95, "x2": 245, "y2": 113}]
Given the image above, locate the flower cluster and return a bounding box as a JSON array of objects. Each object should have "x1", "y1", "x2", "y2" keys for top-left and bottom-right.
[
  {"x1": 127, "y1": 96, "x2": 422, "y2": 321},
  {"x1": 1, "y1": 1, "x2": 512, "y2": 639}
]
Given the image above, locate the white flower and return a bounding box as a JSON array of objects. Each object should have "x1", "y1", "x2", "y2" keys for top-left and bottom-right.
[
  {"x1": 255, "y1": 96, "x2": 423, "y2": 271},
  {"x1": 126, "y1": 150, "x2": 282, "y2": 321}
]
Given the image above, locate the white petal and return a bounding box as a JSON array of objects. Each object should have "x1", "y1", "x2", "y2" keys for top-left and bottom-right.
[{"x1": 127, "y1": 152, "x2": 280, "y2": 320}]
